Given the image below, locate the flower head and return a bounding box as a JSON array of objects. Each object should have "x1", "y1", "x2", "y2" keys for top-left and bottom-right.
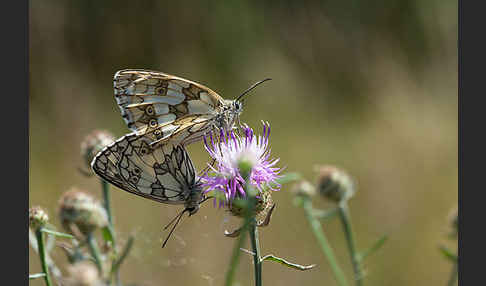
[
  {"x1": 315, "y1": 165, "x2": 355, "y2": 203},
  {"x1": 59, "y1": 188, "x2": 108, "y2": 236},
  {"x1": 29, "y1": 206, "x2": 49, "y2": 229},
  {"x1": 202, "y1": 122, "x2": 281, "y2": 204},
  {"x1": 62, "y1": 261, "x2": 104, "y2": 286},
  {"x1": 447, "y1": 206, "x2": 458, "y2": 239},
  {"x1": 80, "y1": 130, "x2": 115, "y2": 172}
]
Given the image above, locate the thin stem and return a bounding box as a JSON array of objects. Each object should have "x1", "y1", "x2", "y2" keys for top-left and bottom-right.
[
  {"x1": 447, "y1": 260, "x2": 458, "y2": 286},
  {"x1": 101, "y1": 179, "x2": 120, "y2": 286},
  {"x1": 35, "y1": 228, "x2": 53, "y2": 286},
  {"x1": 225, "y1": 185, "x2": 257, "y2": 286},
  {"x1": 338, "y1": 202, "x2": 363, "y2": 286},
  {"x1": 224, "y1": 216, "x2": 250, "y2": 286},
  {"x1": 87, "y1": 233, "x2": 103, "y2": 274},
  {"x1": 102, "y1": 180, "x2": 113, "y2": 227},
  {"x1": 249, "y1": 220, "x2": 262, "y2": 286},
  {"x1": 302, "y1": 198, "x2": 348, "y2": 286}
]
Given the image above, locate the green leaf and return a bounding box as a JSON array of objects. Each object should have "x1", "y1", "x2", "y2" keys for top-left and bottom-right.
[
  {"x1": 101, "y1": 225, "x2": 115, "y2": 245},
  {"x1": 261, "y1": 254, "x2": 316, "y2": 271},
  {"x1": 439, "y1": 246, "x2": 458, "y2": 262},
  {"x1": 40, "y1": 228, "x2": 74, "y2": 239},
  {"x1": 358, "y1": 234, "x2": 388, "y2": 262},
  {"x1": 29, "y1": 273, "x2": 46, "y2": 280}
]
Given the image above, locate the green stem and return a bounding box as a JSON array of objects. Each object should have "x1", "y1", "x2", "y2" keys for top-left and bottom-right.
[
  {"x1": 225, "y1": 183, "x2": 258, "y2": 286},
  {"x1": 102, "y1": 180, "x2": 113, "y2": 226},
  {"x1": 35, "y1": 228, "x2": 53, "y2": 286},
  {"x1": 447, "y1": 260, "x2": 458, "y2": 286},
  {"x1": 302, "y1": 198, "x2": 348, "y2": 286},
  {"x1": 87, "y1": 233, "x2": 103, "y2": 274},
  {"x1": 249, "y1": 220, "x2": 262, "y2": 286},
  {"x1": 224, "y1": 217, "x2": 249, "y2": 286},
  {"x1": 338, "y1": 202, "x2": 363, "y2": 286},
  {"x1": 101, "y1": 179, "x2": 120, "y2": 286}
]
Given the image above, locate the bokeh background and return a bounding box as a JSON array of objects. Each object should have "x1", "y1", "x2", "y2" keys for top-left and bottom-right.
[{"x1": 29, "y1": 0, "x2": 457, "y2": 285}]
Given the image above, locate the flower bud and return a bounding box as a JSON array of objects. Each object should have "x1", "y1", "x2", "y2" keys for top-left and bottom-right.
[
  {"x1": 80, "y1": 130, "x2": 115, "y2": 172},
  {"x1": 29, "y1": 206, "x2": 49, "y2": 229},
  {"x1": 292, "y1": 180, "x2": 316, "y2": 198},
  {"x1": 63, "y1": 261, "x2": 104, "y2": 286},
  {"x1": 315, "y1": 165, "x2": 355, "y2": 203},
  {"x1": 447, "y1": 207, "x2": 458, "y2": 239},
  {"x1": 59, "y1": 188, "x2": 108, "y2": 236}
]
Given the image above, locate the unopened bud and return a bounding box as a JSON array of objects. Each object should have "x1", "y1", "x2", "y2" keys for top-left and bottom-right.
[
  {"x1": 29, "y1": 206, "x2": 49, "y2": 229},
  {"x1": 292, "y1": 180, "x2": 316, "y2": 198},
  {"x1": 315, "y1": 165, "x2": 355, "y2": 203},
  {"x1": 59, "y1": 188, "x2": 108, "y2": 235},
  {"x1": 80, "y1": 130, "x2": 115, "y2": 172}
]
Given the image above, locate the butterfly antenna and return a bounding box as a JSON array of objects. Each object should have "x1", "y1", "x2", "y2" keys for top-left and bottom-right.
[
  {"x1": 235, "y1": 78, "x2": 272, "y2": 102},
  {"x1": 162, "y1": 209, "x2": 187, "y2": 248},
  {"x1": 163, "y1": 209, "x2": 186, "y2": 231}
]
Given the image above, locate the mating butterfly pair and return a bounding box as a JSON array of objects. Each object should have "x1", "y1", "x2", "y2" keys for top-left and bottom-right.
[{"x1": 91, "y1": 69, "x2": 269, "y2": 247}]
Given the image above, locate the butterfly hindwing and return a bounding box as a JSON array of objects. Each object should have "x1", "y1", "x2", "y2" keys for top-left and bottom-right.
[{"x1": 91, "y1": 133, "x2": 200, "y2": 204}]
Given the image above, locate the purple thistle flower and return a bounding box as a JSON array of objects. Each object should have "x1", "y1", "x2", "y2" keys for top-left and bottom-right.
[{"x1": 202, "y1": 122, "x2": 281, "y2": 204}]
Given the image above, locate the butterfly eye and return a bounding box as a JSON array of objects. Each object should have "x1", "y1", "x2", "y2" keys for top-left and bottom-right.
[
  {"x1": 146, "y1": 106, "x2": 155, "y2": 115},
  {"x1": 149, "y1": 119, "x2": 158, "y2": 127},
  {"x1": 133, "y1": 168, "x2": 141, "y2": 175}
]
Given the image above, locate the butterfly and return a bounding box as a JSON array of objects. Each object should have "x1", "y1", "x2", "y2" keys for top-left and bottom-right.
[
  {"x1": 91, "y1": 132, "x2": 208, "y2": 247},
  {"x1": 113, "y1": 69, "x2": 270, "y2": 147}
]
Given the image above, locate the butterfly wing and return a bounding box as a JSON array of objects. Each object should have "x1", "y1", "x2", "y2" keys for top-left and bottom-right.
[
  {"x1": 114, "y1": 69, "x2": 226, "y2": 137},
  {"x1": 91, "y1": 133, "x2": 198, "y2": 204}
]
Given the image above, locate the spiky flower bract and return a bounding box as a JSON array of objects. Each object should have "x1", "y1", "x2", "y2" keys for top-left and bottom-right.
[{"x1": 202, "y1": 122, "x2": 281, "y2": 208}]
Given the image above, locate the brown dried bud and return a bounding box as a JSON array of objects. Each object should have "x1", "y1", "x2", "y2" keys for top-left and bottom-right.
[
  {"x1": 59, "y1": 188, "x2": 108, "y2": 236},
  {"x1": 62, "y1": 261, "x2": 104, "y2": 286},
  {"x1": 447, "y1": 207, "x2": 458, "y2": 239},
  {"x1": 80, "y1": 130, "x2": 115, "y2": 171},
  {"x1": 315, "y1": 165, "x2": 355, "y2": 203}
]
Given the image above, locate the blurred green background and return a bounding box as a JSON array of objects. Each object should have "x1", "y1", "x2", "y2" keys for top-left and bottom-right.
[{"x1": 29, "y1": 0, "x2": 457, "y2": 285}]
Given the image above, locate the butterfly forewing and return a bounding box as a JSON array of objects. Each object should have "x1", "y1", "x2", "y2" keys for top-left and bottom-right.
[
  {"x1": 91, "y1": 133, "x2": 202, "y2": 205},
  {"x1": 113, "y1": 69, "x2": 240, "y2": 147}
]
